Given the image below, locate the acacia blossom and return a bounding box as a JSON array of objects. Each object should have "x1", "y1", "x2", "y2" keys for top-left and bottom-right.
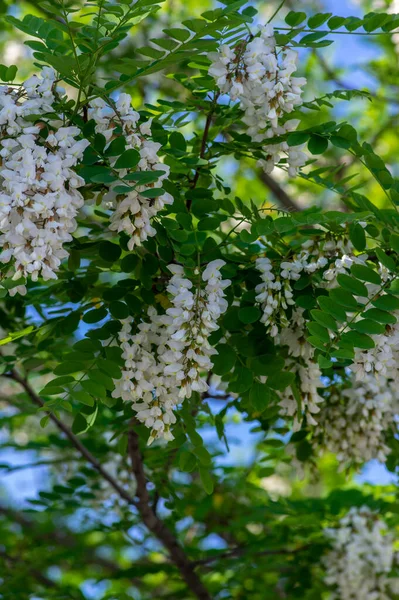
[
  {"x1": 0, "y1": 67, "x2": 89, "y2": 290},
  {"x1": 88, "y1": 93, "x2": 173, "y2": 250},
  {"x1": 278, "y1": 309, "x2": 324, "y2": 429},
  {"x1": 112, "y1": 260, "x2": 231, "y2": 444},
  {"x1": 313, "y1": 374, "x2": 399, "y2": 468},
  {"x1": 208, "y1": 24, "x2": 307, "y2": 176},
  {"x1": 324, "y1": 507, "x2": 397, "y2": 600}
]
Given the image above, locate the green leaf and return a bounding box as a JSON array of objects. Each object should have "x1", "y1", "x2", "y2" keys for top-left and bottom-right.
[
  {"x1": 229, "y1": 366, "x2": 253, "y2": 394},
  {"x1": 328, "y1": 15, "x2": 347, "y2": 29},
  {"x1": 109, "y1": 301, "x2": 129, "y2": 320},
  {"x1": 350, "y1": 319, "x2": 386, "y2": 335},
  {"x1": 351, "y1": 263, "x2": 381, "y2": 285},
  {"x1": 375, "y1": 248, "x2": 396, "y2": 272},
  {"x1": 72, "y1": 413, "x2": 87, "y2": 435},
  {"x1": 390, "y1": 233, "x2": 399, "y2": 254},
  {"x1": 81, "y1": 379, "x2": 107, "y2": 398},
  {"x1": 199, "y1": 466, "x2": 214, "y2": 494},
  {"x1": 340, "y1": 331, "x2": 375, "y2": 350},
  {"x1": 307, "y1": 134, "x2": 328, "y2": 155},
  {"x1": 307, "y1": 336, "x2": 327, "y2": 351},
  {"x1": 238, "y1": 306, "x2": 261, "y2": 324},
  {"x1": 307, "y1": 322, "x2": 330, "y2": 343},
  {"x1": 349, "y1": 223, "x2": 366, "y2": 251},
  {"x1": 179, "y1": 451, "x2": 197, "y2": 472},
  {"x1": 267, "y1": 371, "x2": 295, "y2": 391},
  {"x1": 372, "y1": 294, "x2": 399, "y2": 311},
  {"x1": 363, "y1": 308, "x2": 397, "y2": 324},
  {"x1": 287, "y1": 131, "x2": 310, "y2": 146},
  {"x1": 105, "y1": 136, "x2": 126, "y2": 156},
  {"x1": 54, "y1": 362, "x2": 83, "y2": 375},
  {"x1": 285, "y1": 11, "x2": 307, "y2": 26},
  {"x1": 310, "y1": 309, "x2": 338, "y2": 331},
  {"x1": 212, "y1": 344, "x2": 236, "y2": 375},
  {"x1": 83, "y1": 307, "x2": 107, "y2": 324},
  {"x1": 337, "y1": 274, "x2": 368, "y2": 297},
  {"x1": 307, "y1": 13, "x2": 332, "y2": 28},
  {"x1": 249, "y1": 382, "x2": 270, "y2": 411},
  {"x1": 318, "y1": 296, "x2": 347, "y2": 321},
  {"x1": 73, "y1": 391, "x2": 95, "y2": 407},
  {"x1": 330, "y1": 288, "x2": 358, "y2": 310},
  {"x1": 140, "y1": 188, "x2": 166, "y2": 198},
  {"x1": 99, "y1": 242, "x2": 122, "y2": 263},
  {"x1": 114, "y1": 149, "x2": 140, "y2": 169}
]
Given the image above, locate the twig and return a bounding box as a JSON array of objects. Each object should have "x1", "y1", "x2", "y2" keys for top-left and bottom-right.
[
  {"x1": 193, "y1": 543, "x2": 311, "y2": 566},
  {"x1": 259, "y1": 171, "x2": 301, "y2": 212},
  {"x1": 127, "y1": 425, "x2": 212, "y2": 600},
  {"x1": 315, "y1": 51, "x2": 399, "y2": 105},
  {"x1": 187, "y1": 92, "x2": 221, "y2": 208},
  {"x1": 4, "y1": 369, "x2": 136, "y2": 506}
]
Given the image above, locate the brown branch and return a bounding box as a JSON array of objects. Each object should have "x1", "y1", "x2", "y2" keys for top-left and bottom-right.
[
  {"x1": 258, "y1": 171, "x2": 301, "y2": 212},
  {"x1": 3, "y1": 371, "x2": 211, "y2": 600},
  {"x1": 127, "y1": 425, "x2": 212, "y2": 600},
  {"x1": 187, "y1": 92, "x2": 221, "y2": 209},
  {"x1": 4, "y1": 369, "x2": 136, "y2": 507}
]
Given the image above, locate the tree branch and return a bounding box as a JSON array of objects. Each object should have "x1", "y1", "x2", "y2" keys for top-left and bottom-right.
[
  {"x1": 3, "y1": 371, "x2": 211, "y2": 599},
  {"x1": 127, "y1": 425, "x2": 212, "y2": 600},
  {"x1": 258, "y1": 171, "x2": 301, "y2": 212},
  {"x1": 187, "y1": 91, "x2": 221, "y2": 208},
  {"x1": 4, "y1": 369, "x2": 136, "y2": 506}
]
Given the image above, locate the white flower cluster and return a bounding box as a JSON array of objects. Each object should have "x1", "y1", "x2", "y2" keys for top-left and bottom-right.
[
  {"x1": 255, "y1": 242, "x2": 329, "y2": 337},
  {"x1": 89, "y1": 93, "x2": 173, "y2": 250},
  {"x1": 314, "y1": 374, "x2": 399, "y2": 467},
  {"x1": 112, "y1": 260, "x2": 230, "y2": 444},
  {"x1": 352, "y1": 311, "x2": 399, "y2": 381},
  {"x1": 324, "y1": 507, "x2": 397, "y2": 600},
  {"x1": 0, "y1": 67, "x2": 89, "y2": 291},
  {"x1": 208, "y1": 25, "x2": 307, "y2": 176},
  {"x1": 278, "y1": 309, "x2": 324, "y2": 429}
]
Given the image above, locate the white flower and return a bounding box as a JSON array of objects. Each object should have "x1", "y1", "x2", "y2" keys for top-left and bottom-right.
[
  {"x1": 208, "y1": 25, "x2": 307, "y2": 176},
  {"x1": 89, "y1": 93, "x2": 173, "y2": 250},
  {"x1": 0, "y1": 68, "x2": 89, "y2": 287},
  {"x1": 323, "y1": 507, "x2": 397, "y2": 600},
  {"x1": 111, "y1": 262, "x2": 231, "y2": 443}
]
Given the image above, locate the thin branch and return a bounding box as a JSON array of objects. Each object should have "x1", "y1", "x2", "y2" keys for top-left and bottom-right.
[
  {"x1": 187, "y1": 92, "x2": 221, "y2": 208},
  {"x1": 315, "y1": 51, "x2": 399, "y2": 105},
  {"x1": 194, "y1": 543, "x2": 311, "y2": 566},
  {"x1": 127, "y1": 425, "x2": 212, "y2": 600},
  {"x1": 4, "y1": 370, "x2": 136, "y2": 506},
  {"x1": 259, "y1": 171, "x2": 301, "y2": 212}
]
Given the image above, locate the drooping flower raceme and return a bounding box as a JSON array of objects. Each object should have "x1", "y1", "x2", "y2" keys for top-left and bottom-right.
[
  {"x1": 112, "y1": 260, "x2": 231, "y2": 444},
  {"x1": 313, "y1": 374, "x2": 399, "y2": 468},
  {"x1": 323, "y1": 507, "x2": 397, "y2": 600},
  {"x1": 278, "y1": 308, "x2": 324, "y2": 429},
  {"x1": 88, "y1": 93, "x2": 173, "y2": 250},
  {"x1": 0, "y1": 68, "x2": 89, "y2": 290},
  {"x1": 208, "y1": 25, "x2": 307, "y2": 176}
]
